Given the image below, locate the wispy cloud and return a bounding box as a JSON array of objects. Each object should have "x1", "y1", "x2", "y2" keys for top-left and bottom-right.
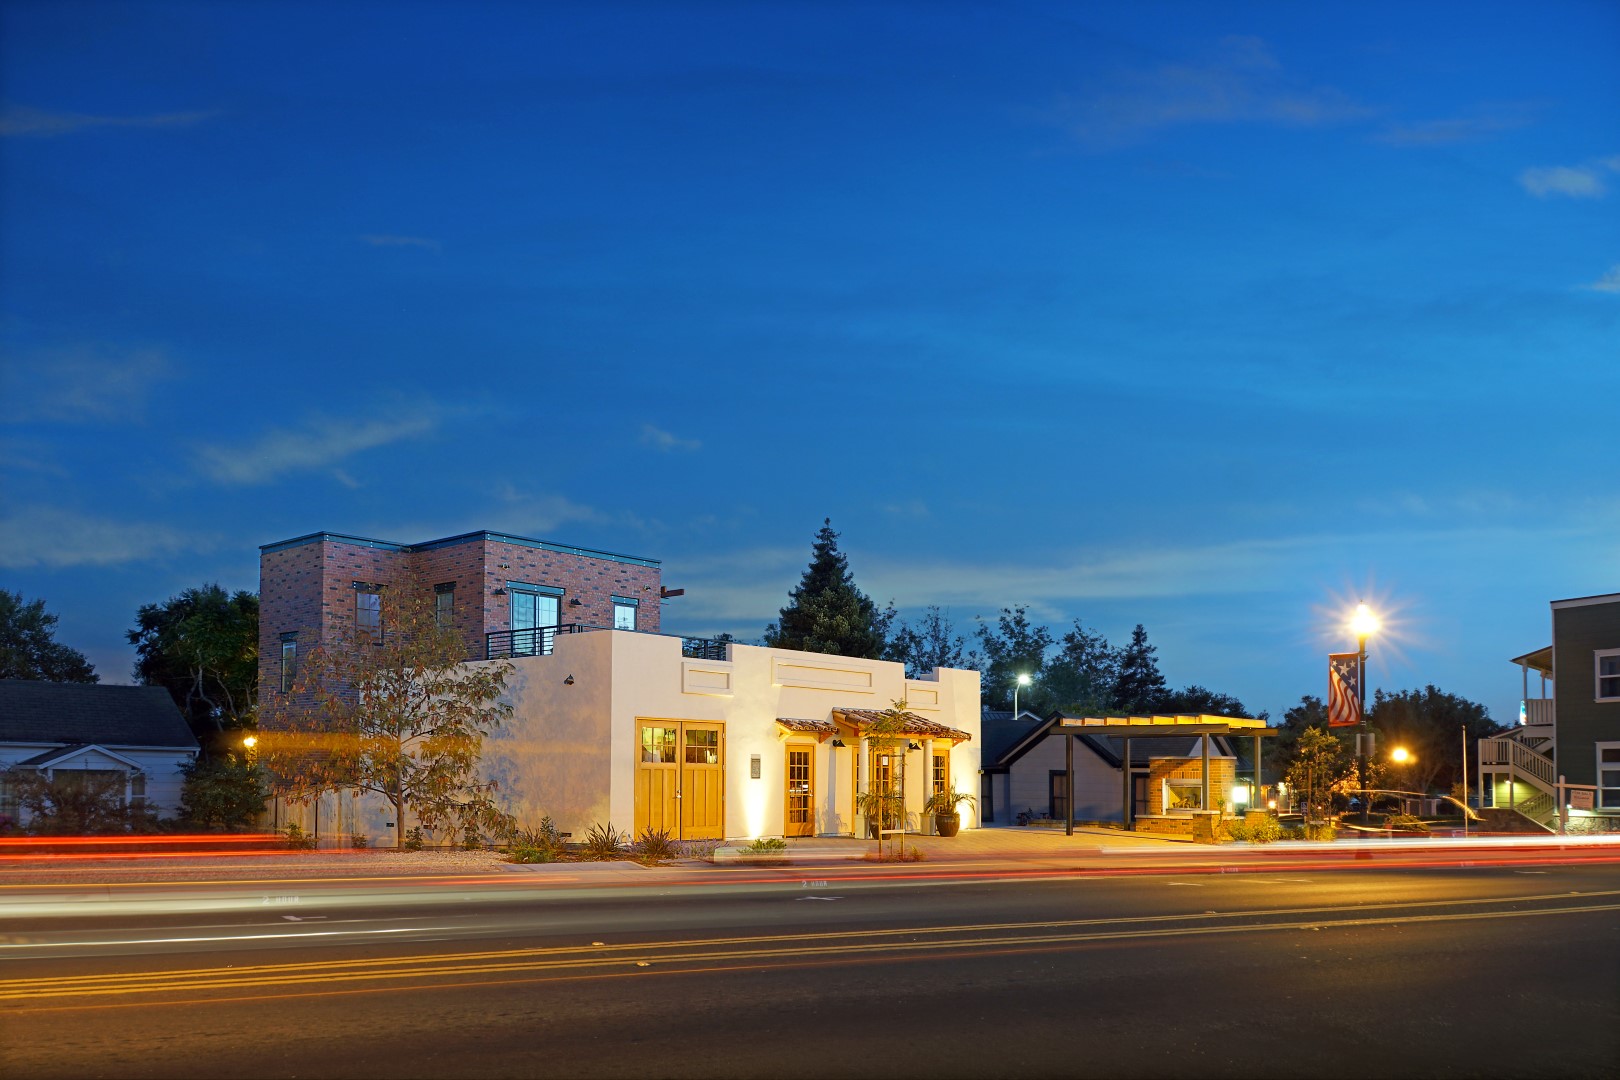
[
  {"x1": 3, "y1": 345, "x2": 171, "y2": 423},
  {"x1": 0, "y1": 104, "x2": 218, "y2": 137},
  {"x1": 640, "y1": 424, "x2": 701, "y2": 453},
  {"x1": 487, "y1": 483, "x2": 606, "y2": 534},
  {"x1": 1585, "y1": 264, "x2": 1620, "y2": 294},
  {"x1": 1052, "y1": 36, "x2": 1371, "y2": 146},
  {"x1": 0, "y1": 506, "x2": 199, "y2": 568},
  {"x1": 1518, "y1": 155, "x2": 1620, "y2": 198},
  {"x1": 359, "y1": 234, "x2": 442, "y2": 252},
  {"x1": 1376, "y1": 104, "x2": 1535, "y2": 146},
  {"x1": 194, "y1": 411, "x2": 439, "y2": 485}
]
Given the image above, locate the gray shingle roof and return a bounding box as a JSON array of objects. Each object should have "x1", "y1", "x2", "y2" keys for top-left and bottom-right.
[{"x1": 0, "y1": 681, "x2": 199, "y2": 749}]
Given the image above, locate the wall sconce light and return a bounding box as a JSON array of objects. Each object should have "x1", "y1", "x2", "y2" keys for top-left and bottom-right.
[
  {"x1": 907, "y1": 741, "x2": 922, "y2": 751},
  {"x1": 493, "y1": 587, "x2": 507, "y2": 596},
  {"x1": 568, "y1": 598, "x2": 583, "y2": 607},
  {"x1": 830, "y1": 738, "x2": 846, "y2": 748},
  {"x1": 563, "y1": 675, "x2": 575, "y2": 685}
]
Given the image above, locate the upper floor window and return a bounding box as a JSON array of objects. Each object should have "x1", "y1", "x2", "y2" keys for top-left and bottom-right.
[
  {"x1": 280, "y1": 633, "x2": 298, "y2": 693},
  {"x1": 613, "y1": 595, "x2": 638, "y2": 631},
  {"x1": 1598, "y1": 744, "x2": 1620, "y2": 810},
  {"x1": 1597, "y1": 649, "x2": 1620, "y2": 702},
  {"x1": 354, "y1": 583, "x2": 383, "y2": 644},
  {"x1": 435, "y1": 583, "x2": 455, "y2": 630}
]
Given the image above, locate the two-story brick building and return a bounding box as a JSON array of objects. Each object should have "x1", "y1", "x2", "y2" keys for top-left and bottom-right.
[{"x1": 258, "y1": 530, "x2": 664, "y2": 698}]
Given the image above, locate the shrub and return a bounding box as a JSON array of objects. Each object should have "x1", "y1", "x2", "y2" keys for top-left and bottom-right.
[
  {"x1": 1232, "y1": 815, "x2": 1283, "y2": 844},
  {"x1": 634, "y1": 827, "x2": 677, "y2": 861},
  {"x1": 284, "y1": 822, "x2": 317, "y2": 850},
  {"x1": 1384, "y1": 813, "x2": 1430, "y2": 834},
  {"x1": 349, "y1": 832, "x2": 369, "y2": 849},
  {"x1": 583, "y1": 822, "x2": 627, "y2": 860},
  {"x1": 742, "y1": 836, "x2": 788, "y2": 854},
  {"x1": 1302, "y1": 822, "x2": 1338, "y2": 842},
  {"x1": 462, "y1": 827, "x2": 482, "y2": 850},
  {"x1": 676, "y1": 838, "x2": 720, "y2": 862},
  {"x1": 403, "y1": 826, "x2": 425, "y2": 851},
  {"x1": 179, "y1": 756, "x2": 269, "y2": 832}
]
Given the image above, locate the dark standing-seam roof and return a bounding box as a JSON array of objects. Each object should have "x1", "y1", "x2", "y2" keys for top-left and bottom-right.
[{"x1": 0, "y1": 681, "x2": 199, "y2": 749}]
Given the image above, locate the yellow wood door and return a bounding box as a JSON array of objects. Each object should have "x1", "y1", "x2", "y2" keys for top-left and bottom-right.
[
  {"x1": 679, "y1": 723, "x2": 724, "y2": 840},
  {"x1": 634, "y1": 722, "x2": 680, "y2": 836},
  {"x1": 637, "y1": 720, "x2": 726, "y2": 840},
  {"x1": 785, "y1": 746, "x2": 815, "y2": 837}
]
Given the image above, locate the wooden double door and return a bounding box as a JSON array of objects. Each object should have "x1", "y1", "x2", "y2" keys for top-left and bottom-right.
[{"x1": 634, "y1": 720, "x2": 725, "y2": 840}]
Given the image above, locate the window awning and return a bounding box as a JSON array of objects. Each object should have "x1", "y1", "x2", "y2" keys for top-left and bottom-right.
[{"x1": 832, "y1": 709, "x2": 972, "y2": 743}]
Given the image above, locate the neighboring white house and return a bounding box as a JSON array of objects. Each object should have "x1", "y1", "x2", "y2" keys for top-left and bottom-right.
[
  {"x1": 0, "y1": 680, "x2": 200, "y2": 826},
  {"x1": 273, "y1": 631, "x2": 982, "y2": 845}
]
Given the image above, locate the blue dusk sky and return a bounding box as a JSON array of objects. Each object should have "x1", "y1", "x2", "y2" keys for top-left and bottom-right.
[{"x1": 1, "y1": 1, "x2": 1616, "y2": 725}]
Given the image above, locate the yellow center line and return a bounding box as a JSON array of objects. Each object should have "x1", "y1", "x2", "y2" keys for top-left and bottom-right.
[{"x1": 5, "y1": 901, "x2": 1615, "y2": 1002}]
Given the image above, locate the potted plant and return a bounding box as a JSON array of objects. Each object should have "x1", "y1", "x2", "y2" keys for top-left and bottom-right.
[{"x1": 923, "y1": 788, "x2": 974, "y2": 837}]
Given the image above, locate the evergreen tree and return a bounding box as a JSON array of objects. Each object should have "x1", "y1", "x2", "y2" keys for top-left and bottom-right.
[
  {"x1": 1039, "y1": 619, "x2": 1117, "y2": 714},
  {"x1": 0, "y1": 590, "x2": 97, "y2": 683},
  {"x1": 762, "y1": 519, "x2": 885, "y2": 659},
  {"x1": 976, "y1": 605, "x2": 1054, "y2": 711},
  {"x1": 1111, "y1": 624, "x2": 1167, "y2": 714}
]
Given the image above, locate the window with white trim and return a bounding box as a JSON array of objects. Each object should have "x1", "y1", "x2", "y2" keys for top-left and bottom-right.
[
  {"x1": 612, "y1": 595, "x2": 638, "y2": 630},
  {"x1": 1597, "y1": 649, "x2": 1620, "y2": 702},
  {"x1": 1599, "y1": 743, "x2": 1620, "y2": 810}
]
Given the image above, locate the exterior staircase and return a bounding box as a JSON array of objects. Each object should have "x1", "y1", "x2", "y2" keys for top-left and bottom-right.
[{"x1": 1479, "y1": 729, "x2": 1558, "y2": 829}]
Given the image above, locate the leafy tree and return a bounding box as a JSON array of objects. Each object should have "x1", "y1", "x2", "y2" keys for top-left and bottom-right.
[
  {"x1": 762, "y1": 519, "x2": 885, "y2": 659},
  {"x1": 885, "y1": 605, "x2": 969, "y2": 677},
  {"x1": 1039, "y1": 619, "x2": 1118, "y2": 714},
  {"x1": 976, "y1": 605, "x2": 1055, "y2": 711},
  {"x1": 1268, "y1": 695, "x2": 1328, "y2": 776},
  {"x1": 261, "y1": 584, "x2": 514, "y2": 849},
  {"x1": 1283, "y1": 726, "x2": 1353, "y2": 821},
  {"x1": 128, "y1": 584, "x2": 259, "y2": 745},
  {"x1": 1369, "y1": 686, "x2": 1501, "y2": 795},
  {"x1": 4, "y1": 768, "x2": 157, "y2": 834},
  {"x1": 0, "y1": 590, "x2": 97, "y2": 683},
  {"x1": 1111, "y1": 624, "x2": 1167, "y2": 714},
  {"x1": 1159, "y1": 685, "x2": 1248, "y2": 717},
  {"x1": 179, "y1": 755, "x2": 269, "y2": 831}
]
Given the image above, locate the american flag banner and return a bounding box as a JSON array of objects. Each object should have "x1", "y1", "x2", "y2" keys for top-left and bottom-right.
[{"x1": 1328, "y1": 652, "x2": 1361, "y2": 727}]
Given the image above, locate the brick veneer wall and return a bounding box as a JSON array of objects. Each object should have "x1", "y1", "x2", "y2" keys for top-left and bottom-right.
[{"x1": 259, "y1": 532, "x2": 663, "y2": 695}]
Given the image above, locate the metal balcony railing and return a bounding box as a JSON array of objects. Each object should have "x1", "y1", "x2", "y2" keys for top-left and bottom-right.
[{"x1": 485, "y1": 624, "x2": 731, "y2": 663}]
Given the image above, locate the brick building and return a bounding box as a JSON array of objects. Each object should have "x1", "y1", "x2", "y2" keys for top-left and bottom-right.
[{"x1": 258, "y1": 530, "x2": 663, "y2": 699}]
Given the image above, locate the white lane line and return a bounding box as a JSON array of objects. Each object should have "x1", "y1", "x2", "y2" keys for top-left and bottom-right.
[
  {"x1": 1165, "y1": 882, "x2": 1207, "y2": 887},
  {"x1": 0, "y1": 926, "x2": 457, "y2": 950}
]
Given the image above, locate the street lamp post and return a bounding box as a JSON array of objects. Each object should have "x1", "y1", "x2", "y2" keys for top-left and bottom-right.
[
  {"x1": 1012, "y1": 672, "x2": 1032, "y2": 720},
  {"x1": 1352, "y1": 603, "x2": 1379, "y2": 826}
]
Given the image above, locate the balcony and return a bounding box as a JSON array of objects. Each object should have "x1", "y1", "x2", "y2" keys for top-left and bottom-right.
[
  {"x1": 1519, "y1": 698, "x2": 1554, "y2": 726},
  {"x1": 484, "y1": 624, "x2": 730, "y2": 662}
]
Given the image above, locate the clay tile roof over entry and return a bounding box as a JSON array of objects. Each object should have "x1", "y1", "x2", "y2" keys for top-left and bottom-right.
[{"x1": 832, "y1": 708, "x2": 971, "y2": 743}]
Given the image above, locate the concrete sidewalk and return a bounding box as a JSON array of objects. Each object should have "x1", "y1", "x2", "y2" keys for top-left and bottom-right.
[{"x1": 712, "y1": 825, "x2": 1195, "y2": 864}]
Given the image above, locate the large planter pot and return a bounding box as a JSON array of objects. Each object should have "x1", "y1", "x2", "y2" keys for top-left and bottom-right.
[{"x1": 934, "y1": 812, "x2": 961, "y2": 837}]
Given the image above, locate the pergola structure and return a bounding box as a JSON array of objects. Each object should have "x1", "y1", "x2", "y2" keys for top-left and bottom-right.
[{"x1": 1051, "y1": 714, "x2": 1278, "y2": 836}]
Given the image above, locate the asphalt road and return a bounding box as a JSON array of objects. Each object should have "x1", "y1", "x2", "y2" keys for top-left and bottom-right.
[{"x1": 3, "y1": 860, "x2": 1617, "y2": 1079}]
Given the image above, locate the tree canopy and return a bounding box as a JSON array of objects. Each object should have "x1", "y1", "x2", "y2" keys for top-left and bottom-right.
[
  {"x1": 762, "y1": 519, "x2": 885, "y2": 659},
  {"x1": 1369, "y1": 685, "x2": 1501, "y2": 795},
  {"x1": 261, "y1": 584, "x2": 513, "y2": 848},
  {"x1": 0, "y1": 590, "x2": 97, "y2": 683},
  {"x1": 885, "y1": 605, "x2": 970, "y2": 678},
  {"x1": 976, "y1": 606, "x2": 1055, "y2": 711},
  {"x1": 128, "y1": 584, "x2": 259, "y2": 745}
]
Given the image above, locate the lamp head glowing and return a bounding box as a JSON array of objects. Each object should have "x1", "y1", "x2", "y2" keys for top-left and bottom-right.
[
  {"x1": 1351, "y1": 602, "x2": 1380, "y2": 639},
  {"x1": 241, "y1": 735, "x2": 257, "y2": 749},
  {"x1": 1016, "y1": 673, "x2": 1032, "y2": 687},
  {"x1": 1391, "y1": 746, "x2": 1411, "y2": 764}
]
